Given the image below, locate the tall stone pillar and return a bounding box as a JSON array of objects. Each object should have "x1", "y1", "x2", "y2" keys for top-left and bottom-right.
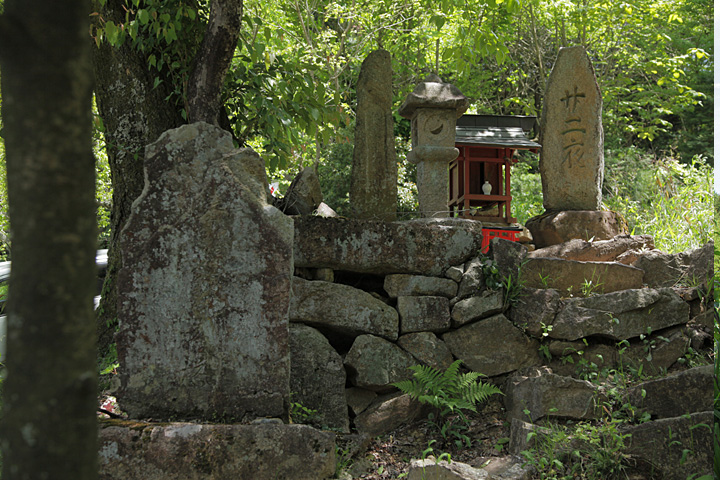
[
  {"x1": 399, "y1": 74, "x2": 468, "y2": 218},
  {"x1": 539, "y1": 46, "x2": 603, "y2": 211},
  {"x1": 350, "y1": 49, "x2": 397, "y2": 221}
]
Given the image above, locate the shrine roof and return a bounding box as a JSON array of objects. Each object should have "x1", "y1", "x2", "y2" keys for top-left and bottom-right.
[{"x1": 455, "y1": 115, "x2": 541, "y2": 150}]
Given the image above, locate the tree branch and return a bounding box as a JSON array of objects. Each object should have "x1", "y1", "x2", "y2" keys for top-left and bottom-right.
[{"x1": 186, "y1": 0, "x2": 243, "y2": 126}]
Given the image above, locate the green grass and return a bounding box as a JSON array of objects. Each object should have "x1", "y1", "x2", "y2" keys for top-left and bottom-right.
[{"x1": 511, "y1": 151, "x2": 713, "y2": 254}]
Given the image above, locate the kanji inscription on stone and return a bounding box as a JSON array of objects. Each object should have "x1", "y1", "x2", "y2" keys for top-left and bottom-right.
[{"x1": 540, "y1": 46, "x2": 604, "y2": 211}]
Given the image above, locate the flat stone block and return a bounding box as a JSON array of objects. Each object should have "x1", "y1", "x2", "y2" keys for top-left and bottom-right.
[
  {"x1": 526, "y1": 210, "x2": 625, "y2": 249},
  {"x1": 398, "y1": 296, "x2": 451, "y2": 334},
  {"x1": 294, "y1": 216, "x2": 483, "y2": 276},
  {"x1": 521, "y1": 257, "x2": 644, "y2": 295},
  {"x1": 99, "y1": 421, "x2": 336, "y2": 480},
  {"x1": 384, "y1": 274, "x2": 458, "y2": 298}
]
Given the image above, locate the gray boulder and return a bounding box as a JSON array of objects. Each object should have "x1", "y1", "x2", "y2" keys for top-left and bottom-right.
[
  {"x1": 408, "y1": 458, "x2": 488, "y2": 480},
  {"x1": 504, "y1": 367, "x2": 604, "y2": 422},
  {"x1": 525, "y1": 211, "x2": 626, "y2": 249},
  {"x1": 454, "y1": 257, "x2": 486, "y2": 302},
  {"x1": 344, "y1": 334, "x2": 416, "y2": 391},
  {"x1": 398, "y1": 296, "x2": 451, "y2": 334},
  {"x1": 385, "y1": 274, "x2": 458, "y2": 298},
  {"x1": 294, "y1": 216, "x2": 484, "y2": 276},
  {"x1": 507, "y1": 288, "x2": 561, "y2": 338},
  {"x1": 443, "y1": 314, "x2": 540, "y2": 376},
  {"x1": 289, "y1": 324, "x2": 349, "y2": 432},
  {"x1": 632, "y1": 241, "x2": 714, "y2": 288},
  {"x1": 623, "y1": 411, "x2": 712, "y2": 480},
  {"x1": 98, "y1": 422, "x2": 336, "y2": 480},
  {"x1": 624, "y1": 326, "x2": 689, "y2": 375},
  {"x1": 397, "y1": 332, "x2": 455, "y2": 371},
  {"x1": 451, "y1": 290, "x2": 504, "y2": 327},
  {"x1": 626, "y1": 365, "x2": 713, "y2": 419},
  {"x1": 550, "y1": 288, "x2": 689, "y2": 341},
  {"x1": 354, "y1": 392, "x2": 427, "y2": 437},
  {"x1": 276, "y1": 166, "x2": 323, "y2": 215},
  {"x1": 345, "y1": 387, "x2": 377, "y2": 416},
  {"x1": 487, "y1": 238, "x2": 528, "y2": 283},
  {"x1": 290, "y1": 277, "x2": 399, "y2": 340}
]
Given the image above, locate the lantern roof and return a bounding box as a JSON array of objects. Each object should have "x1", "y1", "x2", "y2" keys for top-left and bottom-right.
[
  {"x1": 399, "y1": 74, "x2": 469, "y2": 119},
  {"x1": 455, "y1": 114, "x2": 541, "y2": 150}
]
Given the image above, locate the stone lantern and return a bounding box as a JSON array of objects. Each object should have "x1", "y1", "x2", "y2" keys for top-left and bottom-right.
[{"x1": 399, "y1": 74, "x2": 468, "y2": 218}]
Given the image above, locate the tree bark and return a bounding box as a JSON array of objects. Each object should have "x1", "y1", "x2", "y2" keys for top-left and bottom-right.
[
  {"x1": 92, "y1": 0, "x2": 186, "y2": 360},
  {"x1": 0, "y1": 1, "x2": 98, "y2": 478},
  {"x1": 93, "y1": 1, "x2": 244, "y2": 361},
  {"x1": 187, "y1": 0, "x2": 244, "y2": 124}
]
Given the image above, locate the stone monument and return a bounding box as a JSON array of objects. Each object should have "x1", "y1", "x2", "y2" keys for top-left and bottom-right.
[
  {"x1": 399, "y1": 74, "x2": 468, "y2": 218},
  {"x1": 528, "y1": 47, "x2": 625, "y2": 247},
  {"x1": 116, "y1": 122, "x2": 293, "y2": 422},
  {"x1": 350, "y1": 49, "x2": 397, "y2": 221},
  {"x1": 539, "y1": 46, "x2": 603, "y2": 211}
]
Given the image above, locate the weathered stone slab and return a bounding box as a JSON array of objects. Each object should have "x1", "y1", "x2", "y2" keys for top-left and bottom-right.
[
  {"x1": 275, "y1": 166, "x2": 323, "y2": 215},
  {"x1": 623, "y1": 411, "x2": 712, "y2": 480},
  {"x1": 625, "y1": 326, "x2": 690, "y2": 375},
  {"x1": 504, "y1": 367, "x2": 604, "y2": 422},
  {"x1": 547, "y1": 341, "x2": 618, "y2": 377},
  {"x1": 444, "y1": 265, "x2": 464, "y2": 282},
  {"x1": 344, "y1": 334, "x2": 416, "y2": 391},
  {"x1": 442, "y1": 314, "x2": 540, "y2": 376},
  {"x1": 451, "y1": 290, "x2": 504, "y2": 327},
  {"x1": 509, "y1": 418, "x2": 550, "y2": 455},
  {"x1": 632, "y1": 241, "x2": 714, "y2": 288},
  {"x1": 487, "y1": 237, "x2": 529, "y2": 282},
  {"x1": 397, "y1": 332, "x2": 455, "y2": 371},
  {"x1": 289, "y1": 324, "x2": 349, "y2": 432},
  {"x1": 345, "y1": 387, "x2": 377, "y2": 416},
  {"x1": 398, "y1": 296, "x2": 451, "y2": 334},
  {"x1": 354, "y1": 392, "x2": 427, "y2": 437},
  {"x1": 540, "y1": 46, "x2": 603, "y2": 211},
  {"x1": 507, "y1": 287, "x2": 561, "y2": 338},
  {"x1": 527, "y1": 234, "x2": 654, "y2": 263},
  {"x1": 289, "y1": 277, "x2": 399, "y2": 340},
  {"x1": 98, "y1": 421, "x2": 336, "y2": 480},
  {"x1": 350, "y1": 49, "x2": 397, "y2": 221},
  {"x1": 117, "y1": 123, "x2": 292, "y2": 421},
  {"x1": 408, "y1": 458, "x2": 488, "y2": 480},
  {"x1": 626, "y1": 365, "x2": 713, "y2": 419},
  {"x1": 525, "y1": 211, "x2": 625, "y2": 249},
  {"x1": 550, "y1": 288, "x2": 690, "y2": 341},
  {"x1": 294, "y1": 216, "x2": 483, "y2": 276},
  {"x1": 520, "y1": 257, "x2": 644, "y2": 295},
  {"x1": 455, "y1": 257, "x2": 486, "y2": 302},
  {"x1": 384, "y1": 274, "x2": 458, "y2": 298}
]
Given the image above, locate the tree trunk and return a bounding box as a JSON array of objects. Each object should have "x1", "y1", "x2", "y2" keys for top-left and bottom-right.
[
  {"x1": 187, "y1": 0, "x2": 244, "y2": 125},
  {"x1": 0, "y1": 1, "x2": 98, "y2": 478},
  {"x1": 93, "y1": 1, "x2": 244, "y2": 361},
  {"x1": 92, "y1": 0, "x2": 185, "y2": 361}
]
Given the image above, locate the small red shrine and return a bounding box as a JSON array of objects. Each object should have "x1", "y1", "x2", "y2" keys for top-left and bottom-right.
[{"x1": 449, "y1": 114, "x2": 541, "y2": 251}]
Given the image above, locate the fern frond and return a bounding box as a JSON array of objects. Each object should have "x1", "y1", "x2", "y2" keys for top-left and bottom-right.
[{"x1": 463, "y1": 381, "x2": 503, "y2": 405}]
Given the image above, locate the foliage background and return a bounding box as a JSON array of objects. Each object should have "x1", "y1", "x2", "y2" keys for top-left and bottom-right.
[{"x1": 0, "y1": 0, "x2": 714, "y2": 257}]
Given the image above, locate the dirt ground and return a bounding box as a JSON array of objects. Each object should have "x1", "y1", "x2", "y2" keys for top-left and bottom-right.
[{"x1": 337, "y1": 397, "x2": 512, "y2": 479}]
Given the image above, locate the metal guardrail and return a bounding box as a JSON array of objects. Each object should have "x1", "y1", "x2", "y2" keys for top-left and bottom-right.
[
  {"x1": 0, "y1": 250, "x2": 108, "y2": 362},
  {"x1": 0, "y1": 249, "x2": 108, "y2": 283}
]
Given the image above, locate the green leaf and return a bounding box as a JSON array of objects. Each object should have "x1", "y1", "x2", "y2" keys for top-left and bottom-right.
[
  {"x1": 105, "y1": 21, "x2": 120, "y2": 46},
  {"x1": 138, "y1": 9, "x2": 150, "y2": 25}
]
